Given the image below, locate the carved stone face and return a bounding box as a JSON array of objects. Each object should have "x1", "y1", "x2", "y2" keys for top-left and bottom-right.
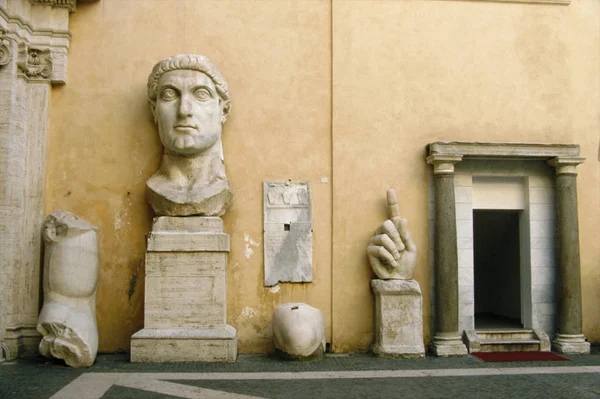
[{"x1": 155, "y1": 70, "x2": 223, "y2": 156}]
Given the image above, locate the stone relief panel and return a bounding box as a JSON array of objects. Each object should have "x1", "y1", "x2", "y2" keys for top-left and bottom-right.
[
  {"x1": 263, "y1": 180, "x2": 312, "y2": 286},
  {"x1": 17, "y1": 47, "x2": 53, "y2": 79}
]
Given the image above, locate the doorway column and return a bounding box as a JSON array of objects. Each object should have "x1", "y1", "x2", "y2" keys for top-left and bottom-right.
[
  {"x1": 547, "y1": 157, "x2": 590, "y2": 354},
  {"x1": 426, "y1": 154, "x2": 468, "y2": 357}
]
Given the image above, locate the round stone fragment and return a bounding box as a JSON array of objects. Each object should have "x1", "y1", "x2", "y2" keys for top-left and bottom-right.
[{"x1": 272, "y1": 303, "x2": 325, "y2": 360}]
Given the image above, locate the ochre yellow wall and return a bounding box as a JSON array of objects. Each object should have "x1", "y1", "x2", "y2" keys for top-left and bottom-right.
[
  {"x1": 330, "y1": 0, "x2": 600, "y2": 352},
  {"x1": 45, "y1": 0, "x2": 599, "y2": 353},
  {"x1": 46, "y1": 0, "x2": 332, "y2": 353}
]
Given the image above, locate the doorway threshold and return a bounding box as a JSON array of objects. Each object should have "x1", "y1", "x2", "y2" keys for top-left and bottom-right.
[{"x1": 463, "y1": 329, "x2": 551, "y2": 353}]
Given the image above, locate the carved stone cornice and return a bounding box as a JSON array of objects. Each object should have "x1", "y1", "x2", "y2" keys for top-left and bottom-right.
[
  {"x1": 30, "y1": 0, "x2": 77, "y2": 13},
  {"x1": 0, "y1": 2, "x2": 76, "y2": 83}
]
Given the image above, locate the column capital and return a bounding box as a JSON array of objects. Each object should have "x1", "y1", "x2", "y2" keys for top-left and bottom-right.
[
  {"x1": 547, "y1": 157, "x2": 585, "y2": 175},
  {"x1": 426, "y1": 154, "x2": 463, "y2": 175}
]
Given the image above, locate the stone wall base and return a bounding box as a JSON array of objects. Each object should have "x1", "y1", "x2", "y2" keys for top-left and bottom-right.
[{"x1": 130, "y1": 326, "x2": 237, "y2": 362}]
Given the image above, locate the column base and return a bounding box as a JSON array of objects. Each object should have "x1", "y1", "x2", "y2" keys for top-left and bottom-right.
[
  {"x1": 430, "y1": 334, "x2": 468, "y2": 357},
  {"x1": 130, "y1": 326, "x2": 238, "y2": 362},
  {"x1": 552, "y1": 334, "x2": 590, "y2": 354}
]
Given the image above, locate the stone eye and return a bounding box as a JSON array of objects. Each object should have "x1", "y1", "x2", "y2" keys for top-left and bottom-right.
[
  {"x1": 160, "y1": 88, "x2": 177, "y2": 101},
  {"x1": 194, "y1": 88, "x2": 212, "y2": 101}
]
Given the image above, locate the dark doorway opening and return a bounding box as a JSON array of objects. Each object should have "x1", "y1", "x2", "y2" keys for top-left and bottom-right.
[{"x1": 473, "y1": 210, "x2": 523, "y2": 329}]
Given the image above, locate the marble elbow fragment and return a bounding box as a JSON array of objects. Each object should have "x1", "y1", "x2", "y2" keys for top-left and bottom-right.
[
  {"x1": 37, "y1": 211, "x2": 99, "y2": 368},
  {"x1": 272, "y1": 303, "x2": 325, "y2": 360}
]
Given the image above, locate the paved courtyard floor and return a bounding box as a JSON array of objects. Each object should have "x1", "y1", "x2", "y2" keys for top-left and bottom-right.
[{"x1": 1, "y1": 346, "x2": 599, "y2": 398}]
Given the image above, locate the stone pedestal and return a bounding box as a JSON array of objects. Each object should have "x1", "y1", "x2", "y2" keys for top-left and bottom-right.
[
  {"x1": 130, "y1": 217, "x2": 237, "y2": 362},
  {"x1": 371, "y1": 279, "x2": 425, "y2": 358}
]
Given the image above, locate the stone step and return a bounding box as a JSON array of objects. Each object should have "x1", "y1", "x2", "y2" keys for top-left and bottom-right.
[
  {"x1": 463, "y1": 329, "x2": 551, "y2": 353},
  {"x1": 477, "y1": 330, "x2": 536, "y2": 340},
  {"x1": 479, "y1": 339, "x2": 541, "y2": 353}
]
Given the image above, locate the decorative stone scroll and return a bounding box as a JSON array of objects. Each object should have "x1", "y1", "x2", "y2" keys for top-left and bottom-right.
[
  {"x1": 17, "y1": 48, "x2": 53, "y2": 79},
  {"x1": 263, "y1": 180, "x2": 312, "y2": 286},
  {"x1": 37, "y1": 211, "x2": 99, "y2": 368},
  {"x1": 0, "y1": 32, "x2": 11, "y2": 67}
]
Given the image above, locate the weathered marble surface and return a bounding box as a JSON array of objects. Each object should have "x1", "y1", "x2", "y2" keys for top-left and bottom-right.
[
  {"x1": 367, "y1": 189, "x2": 417, "y2": 280},
  {"x1": 146, "y1": 54, "x2": 232, "y2": 217},
  {"x1": 130, "y1": 216, "x2": 237, "y2": 362},
  {"x1": 272, "y1": 303, "x2": 325, "y2": 360},
  {"x1": 36, "y1": 211, "x2": 99, "y2": 368},
  {"x1": 0, "y1": 0, "x2": 87, "y2": 359},
  {"x1": 263, "y1": 181, "x2": 312, "y2": 286},
  {"x1": 371, "y1": 279, "x2": 425, "y2": 358}
]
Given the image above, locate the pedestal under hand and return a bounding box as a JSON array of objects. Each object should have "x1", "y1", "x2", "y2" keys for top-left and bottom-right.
[
  {"x1": 371, "y1": 279, "x2": 425, "y2": 358},
  {"x1": 130, "y1": 217, "x2": 237, "y2": 362}
]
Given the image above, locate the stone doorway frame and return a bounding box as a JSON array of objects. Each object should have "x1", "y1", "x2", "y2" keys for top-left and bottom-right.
[
  {"x1": 451, "y1": 164, "x2": 555, "y2": 335},
  {"x1": 426, "y1": 142, "x2": 590, "y2": 356}
]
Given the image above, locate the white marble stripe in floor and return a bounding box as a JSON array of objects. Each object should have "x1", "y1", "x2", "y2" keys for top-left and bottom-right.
[{"x1": 50, "y1": 366, "x2": 600, "y2": 399}]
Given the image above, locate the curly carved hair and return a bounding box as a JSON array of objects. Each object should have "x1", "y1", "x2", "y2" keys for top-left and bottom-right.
[{"x1": 147, "y1": 54, "x2": 231, "y2": 124}]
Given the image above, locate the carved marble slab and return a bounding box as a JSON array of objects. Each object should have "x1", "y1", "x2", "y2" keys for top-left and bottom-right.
[{"x1": 263, "y1": 181, "x2": 312, "y2": 286}]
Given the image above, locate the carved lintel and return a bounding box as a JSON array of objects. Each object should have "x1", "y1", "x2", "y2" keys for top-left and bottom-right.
[
  {"x1": 30, "y1": 0, "x2": 78, "y2": 13},
  {"x1": 0, "y1": 32, "x2": 11, "y2": 67},
  {"x1": 17, "y1": 47, "x2": 53, "y2": 80}
]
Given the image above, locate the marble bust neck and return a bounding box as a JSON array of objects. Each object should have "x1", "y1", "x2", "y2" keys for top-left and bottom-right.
[
  {"x1": 146, "y1": 142, "x2": 232, "y2": 216},
  {"x1": 159, "y1": 143, "x2": 225, "y2": 188}
]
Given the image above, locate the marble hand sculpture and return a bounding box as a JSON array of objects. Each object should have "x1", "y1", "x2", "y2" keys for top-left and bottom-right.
[
  {"x1": 146, "y1": 54, "x2": 233, "y2": 216},
  {"x1": 367, "y1": 189, "x2": 417, "y2": 280},
  {"x1": 37, "y1": 211, "x2": 99, "y2": 368}
]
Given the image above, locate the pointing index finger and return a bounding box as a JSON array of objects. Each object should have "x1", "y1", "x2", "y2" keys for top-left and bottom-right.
[{"x1": 387, "y1": 188, "x2": 401, "y2": 219}]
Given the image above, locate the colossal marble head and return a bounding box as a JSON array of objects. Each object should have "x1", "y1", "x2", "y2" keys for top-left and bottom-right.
[
  {"x1": 145, "y1": 54, "x2": 233, "y2": 217},
  {"x1": 147, "y1": 54, "x2": 231, "y2": 156}
]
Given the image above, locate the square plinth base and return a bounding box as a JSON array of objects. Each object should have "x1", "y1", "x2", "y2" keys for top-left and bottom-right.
[
  {"x1": 552, "y1": 334, "x2": 591, "y2": 354},
  {"x1": 130, "y1": 326, "x2": 237, "y2": 362},
  {"x1": 371, "y1": 279, "x2": 425, "y2": 358},
  {"x1": 430, "y1": 335, "x2": 468, "y2": 357}
]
